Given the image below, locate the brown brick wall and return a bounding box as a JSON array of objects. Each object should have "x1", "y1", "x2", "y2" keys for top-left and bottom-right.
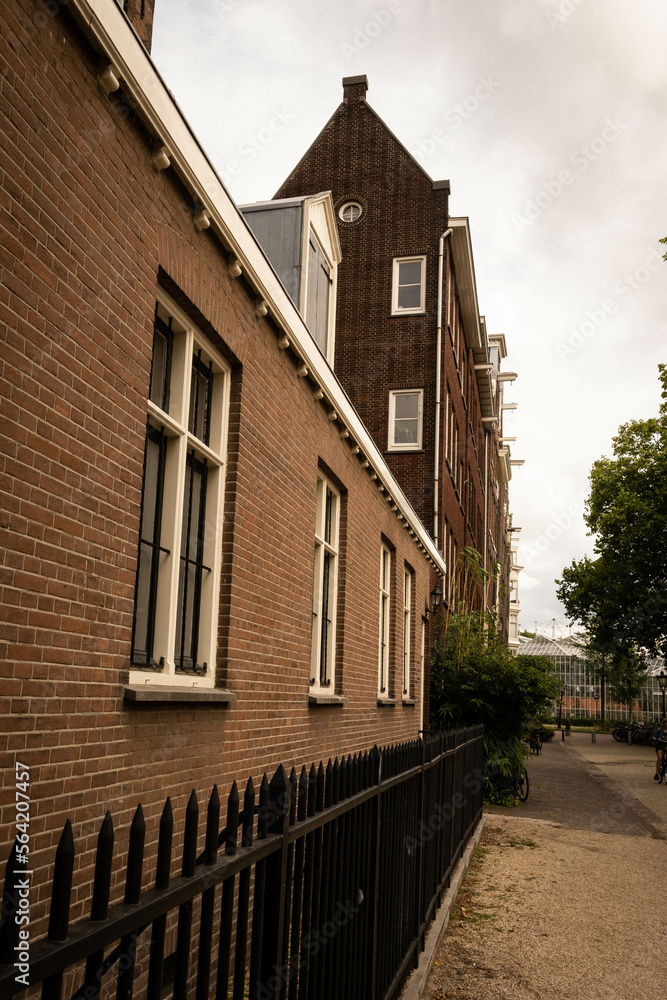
[{"x1": 0, "y1": 0, "x2": 434, "y2": 932}]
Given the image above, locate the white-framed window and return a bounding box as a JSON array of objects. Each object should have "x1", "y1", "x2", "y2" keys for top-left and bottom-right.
[
  {"x1": 130, "y1": 290, "x2": 230, "y2": 688},
  {"x1": 311, "y1": 474, "x2": 340, "y2": 690},
  {"x1": 403, "y1": 568, "x2": 413, "y2": 697},
  {"x1": 388, "y1": 389, "x2": 423, "y2": 451},
  {"x1": 306, "y1": 229, "x2": 333, "y2": 355},
  {"x1": 391, "y1": 256, "x2": 426, "y2": 315},
  {"x1": 378, "y1": 544, "x2": 391, "y2": 697}
]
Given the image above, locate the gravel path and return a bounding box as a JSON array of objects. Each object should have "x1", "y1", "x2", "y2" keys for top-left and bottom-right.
[{"x1": 423, "y1": 737, "x2": 667, "y2": 1000}]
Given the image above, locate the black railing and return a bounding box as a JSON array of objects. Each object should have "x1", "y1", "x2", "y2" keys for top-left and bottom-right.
[{"x1": 0, "y1": 727, "x2": 483, "y2": 1000}]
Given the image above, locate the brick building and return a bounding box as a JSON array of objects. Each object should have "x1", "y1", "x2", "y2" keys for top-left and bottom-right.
[
  {"x1": 272, "y1": 76, "x2": 518, "y2": 628},
  {"x1": 0, "y1": 0, "x2": 448, "y2": 934}
]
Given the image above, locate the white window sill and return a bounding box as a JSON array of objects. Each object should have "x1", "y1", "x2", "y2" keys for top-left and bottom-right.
[
  {"x1": 308, "y1": 692, "x2": 346, "y2": 706},
  {"x1": 389, "y1": 310, "x2": 426, "y2": 318},
  {"x1": 385, "y1": 447, "x2": 424, "y2": 455},
  {"x1": 402, "y1": 697, "x2": 417, "y2": 706},
  {"x1": 377, "y1": 697, "x2": 397, "y2": 707},
  {"x1": 124, "y1": 685, "x2": 237, "y2": 704}
]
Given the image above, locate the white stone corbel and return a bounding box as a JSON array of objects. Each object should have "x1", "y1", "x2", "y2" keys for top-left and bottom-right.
[
  {"x1": 194, "y1": 210, "x2": 211, "y2": 231},
  {"x1": 151, "y1": 146, "x2": 171, "y2": 171},
  {"x1": 296, "y1": 363, "x2": 308, "y2": 377},
  {"x1": 98, "y1": 63, "x2": 120, "y2": 95},
  {"x1": 229, "y1": 259, "x2": 242, "y2": 278}
]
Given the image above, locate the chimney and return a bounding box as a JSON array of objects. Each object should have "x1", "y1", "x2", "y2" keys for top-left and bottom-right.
[
  {"x1": 122, "y1": 0, "x2": 157, "y2": 54},
  {"x1": 342, "y1": 75, "x2": 369, "y2": 103}
]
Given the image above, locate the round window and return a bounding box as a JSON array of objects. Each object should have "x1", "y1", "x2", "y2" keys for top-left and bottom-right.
[{"x1": 339, "y1": 201, "x2": 363, "y2": 223}]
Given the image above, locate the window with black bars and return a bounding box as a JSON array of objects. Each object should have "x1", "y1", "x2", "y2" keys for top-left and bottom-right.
[
  {"x1": 130, "y1": 292, "x2": 230, "y2": 689},
  {"x1": 175, "y1": 451, "x2": 209, "y2": 674},
  {"x1": 131, "y1": 424, "x2": 167, "y2": 667}
]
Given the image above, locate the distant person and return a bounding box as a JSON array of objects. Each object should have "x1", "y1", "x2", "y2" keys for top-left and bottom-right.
[{"x1": 653, "y1": 718, "x2": 667, "y2": 780}]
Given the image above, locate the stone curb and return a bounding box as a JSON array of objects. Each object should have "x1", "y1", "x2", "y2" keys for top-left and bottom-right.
[{"x1": 401, "y1": 814, "x2": 487, "y2": 1000}]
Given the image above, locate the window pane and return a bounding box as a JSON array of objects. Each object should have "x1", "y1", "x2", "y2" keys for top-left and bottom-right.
[
  {"x1": 307, "y1": 236, "x2": 330, "y2": 353},
  {"x1": 150, "y1": 315, "x2": 172, "y2": 412},
  {"x1": 398, "y1": 260, "x2": 422, "y2": 285},
  {"x1": 397, "y1": 283, "x2": 421, "y2": 310},
  {"x1": 394, "y1": 418, "x2": 419, "y2": 444},
  {"x1": 320, "y1": 550, "x2": 333, "y2": 685},
  {"x1": 175, "y1": 454, "x2": 207, "y2": 673},
  {"x1": 394, "y1": 394, "x2": 419, "y2": 420},
  {"x1": 132, "y1": 427, "x2": 165, "y2": 667},
  {"x1": 189, "y1": 353, "x2": 212, "y2": 444}
]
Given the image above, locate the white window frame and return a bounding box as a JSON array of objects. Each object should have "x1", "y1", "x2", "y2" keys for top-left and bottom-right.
[
  {"x1": 130, "y1": 289, "x2": 230, "y2": 689},
  {"x1": 378, "y1": 544, "x2": 391, "y2": 697},
  {"x1": 310, "y1": 473, "x2": 340, "y2": 692},
  {"x1": 403, "y1": 568, "x2": 413, "y2": 698},
  {"x1": 388, "y1": 389, "x2": 424, "y2": 452},
  {"x1": 391, "y1": 256, "x2": 426, "y2": 315},
  {"x1": 419, "y1": 619, "x2": 426, "y2": 732}
]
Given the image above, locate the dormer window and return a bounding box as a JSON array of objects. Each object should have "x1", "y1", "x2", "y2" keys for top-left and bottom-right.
[{"x1": 306, "y1": 230, "x2": 332, "y2": 354}]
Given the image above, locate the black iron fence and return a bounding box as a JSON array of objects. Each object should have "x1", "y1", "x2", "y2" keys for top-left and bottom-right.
[{"x1": 0, "y1": 727, "x2": 483, "y2": 1000}]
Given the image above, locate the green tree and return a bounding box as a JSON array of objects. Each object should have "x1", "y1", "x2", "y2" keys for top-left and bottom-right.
[
  {"x1": 430, "y1": 590, "x2": 559, "y2": 803},
  {"x1": 556, "y1": 365, "x2": 667, "y2": 657}
]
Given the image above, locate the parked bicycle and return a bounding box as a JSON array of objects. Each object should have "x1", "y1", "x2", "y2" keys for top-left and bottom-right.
[{"x1": 513, "y1": 763, "x2": 529, "y2": 801}]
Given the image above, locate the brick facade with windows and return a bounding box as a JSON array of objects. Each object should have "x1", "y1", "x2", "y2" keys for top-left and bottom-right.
[
  {"x1": 0, "y1": 0, "x2": 441, "y2": 931},
  {"x1": 275, "y1": 76, "x2": 513, "y2": 623}
]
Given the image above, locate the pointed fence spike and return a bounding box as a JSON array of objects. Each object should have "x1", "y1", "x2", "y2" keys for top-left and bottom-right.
[
  {"x1": 307, "y1": 764, "x2": 317, "y2": 816},
  {"x1": 298, "y1": 766, "x2": 308, "y2": 822},
  {"x1": 225, "y1": 782, "x2": 239, "y2": 855},
  {"x1": 155, "y1": 797, "x2": 173, "y2": 890},
  {"x1": 124, "y1": 804, "x2": 145, "y2": 905},
  {"x1": 204, "y1": 785, "x2": 220, "y2": 865},
  {"x1": 332, "y1": 757, "x2": 340, "y2": 806},
  {"x1": 257, "y1": 774, "x2": 270, "y2": 838},
  {"x1": 268, "y1": 763, "x2": 289, "y2": 835},
  {"x1": 91, "y1": 811, "x2": 114, "y2": 921},
  {"x1": 288, "y1": 767, "x2": 297, "y2": 827},
  {"x1": 325, "y1": 759, "x2": 334, "y2": 808},
  {"x1": 316, "y1": 762, "x2": 325, "y2": 811},
  {"x1": 242, "y1": 777, "x2": 255, "y2": 846},
  {"x1": 182, "y1": 790, "x2": 199, "y2": 877}
]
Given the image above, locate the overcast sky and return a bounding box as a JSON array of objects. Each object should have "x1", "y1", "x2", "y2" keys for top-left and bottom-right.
[{"x1": 151, "y1": 0, "x2": 667, "y2": 637}]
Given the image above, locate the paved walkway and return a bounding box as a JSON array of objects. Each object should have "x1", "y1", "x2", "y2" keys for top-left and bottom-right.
[
  {"x1": 488, "y1": 731, "x2": 666, "y2": 838},
  {"x1": 421, "y1": 733, "x2": 667, "y2": 1000}
]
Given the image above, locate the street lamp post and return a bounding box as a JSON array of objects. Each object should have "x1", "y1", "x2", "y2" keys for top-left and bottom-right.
[
  {"x1": 658, "y1": 671, "x2": 667, "y2": 719},
  {"x1": 557, "y1": 689, "x2": 565, "y2": 730}
]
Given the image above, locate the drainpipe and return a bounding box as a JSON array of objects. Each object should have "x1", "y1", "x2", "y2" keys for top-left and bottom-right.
[
  {"x1": 483, "y1": 430, "x2": 489, "y2": 582},
  {"x1": 434, "y1": 228, "x2": 453, "y2": 552}
]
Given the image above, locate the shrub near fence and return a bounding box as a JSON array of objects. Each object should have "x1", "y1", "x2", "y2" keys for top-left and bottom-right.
[{"x1": 0, "y1": 727, "x2": 484, "y2": 1000}]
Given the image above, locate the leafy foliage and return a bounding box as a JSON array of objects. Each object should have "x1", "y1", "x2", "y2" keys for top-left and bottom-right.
[
  {"x1": 556, "y1": 365, "x2": 667, "y2": 658},
  {"x1": 430, "y1": 552, "x2": 559, "y2": 802}
]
